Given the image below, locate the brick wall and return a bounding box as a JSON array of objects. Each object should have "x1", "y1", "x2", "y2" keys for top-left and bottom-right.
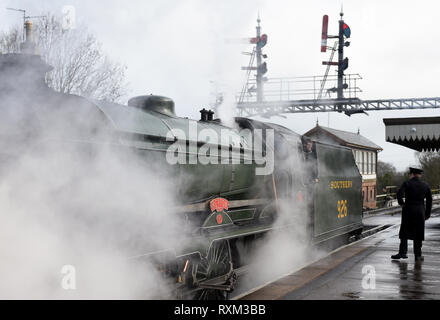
[{"x1": 362, "y1": 180, "x2": 377, "y2": 209}]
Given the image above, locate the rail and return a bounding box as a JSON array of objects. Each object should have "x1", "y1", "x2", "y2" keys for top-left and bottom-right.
[{"x1": 237, "y1": 73, "x2": 362, "y2": 103}]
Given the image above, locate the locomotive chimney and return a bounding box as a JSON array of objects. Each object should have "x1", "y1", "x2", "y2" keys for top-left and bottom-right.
[
  {"x1": 199, "y1": 109, "x2": 214, "y2": 121},
  {"x1": 200, "y1": 108, "x2": 208, "y2": 122},
  {"x1": 207, "y1": 110, "x2": 214, "y2": 121}
]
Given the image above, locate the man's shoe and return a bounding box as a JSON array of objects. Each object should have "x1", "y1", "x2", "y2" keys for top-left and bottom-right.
[
  {"x1": 391, "y1": 253, "x2": 408, "y2": 259},
  {"x1": 415, "y1": 256, "x2": 424, "y2": 262}
]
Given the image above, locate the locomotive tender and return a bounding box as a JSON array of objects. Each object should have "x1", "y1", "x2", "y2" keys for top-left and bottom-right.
[{"x1": 0, "y1": 53, "x2": 363, "y2": 299}]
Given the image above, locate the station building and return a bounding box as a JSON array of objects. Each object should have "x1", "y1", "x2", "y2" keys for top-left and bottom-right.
[{"x1": 305, "y1": 125, "x2": 383, "y2": 209}]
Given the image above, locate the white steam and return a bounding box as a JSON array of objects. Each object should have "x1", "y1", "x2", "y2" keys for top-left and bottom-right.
[
  {"x1": 0, "y1": 140, "x2": 184, "y2": 299},
  {"x1": 0, "y1": 60, "x2": 186, "y2": 298},
  {"x1": 233, "y1": 140, "x2": 326, "y2": 296}
]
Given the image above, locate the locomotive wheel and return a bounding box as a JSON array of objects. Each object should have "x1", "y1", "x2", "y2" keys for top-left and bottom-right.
[{"x1": 193, "y1": 240, "x2": 233, "y2": 300}]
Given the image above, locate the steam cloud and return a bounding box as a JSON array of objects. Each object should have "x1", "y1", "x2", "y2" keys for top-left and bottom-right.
[
  {"x1": 0, "y1": 55, "x2": 325, "y2": 300},
  {"x1": 0, "y1": 136, "x2": 183, "y2": 299},
  {"x1": 0, "y1": 57, "x2": 187, "y2": 299}
]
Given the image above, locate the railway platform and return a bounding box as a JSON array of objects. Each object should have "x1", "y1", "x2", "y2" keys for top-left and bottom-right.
[{"x1": 239, "y1": 211, "x2": 440, "y2": 300}]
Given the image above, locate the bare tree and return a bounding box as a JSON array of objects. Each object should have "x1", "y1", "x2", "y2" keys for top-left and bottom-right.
[
  {"x1": 0, "y1": 27, "x2": 20, "y2": 53},
  {"x1": 418, "y1": 152, "x2": 440, "y2": 189},
  {"x1": 376, "y1": 161, "x2": 408, "y2": 195},
  {"x1": 0, "y1": 13, "x2": 127, "y2": 102}
]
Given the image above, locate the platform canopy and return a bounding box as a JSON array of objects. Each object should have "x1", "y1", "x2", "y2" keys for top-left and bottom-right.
[{"x1": 383, "y1": 117, "x2": 440, "y2": 151}]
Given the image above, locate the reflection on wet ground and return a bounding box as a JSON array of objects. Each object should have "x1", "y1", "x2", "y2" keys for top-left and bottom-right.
[
  {"x1": 241, "y1": 213, "x2": 440, "y2": 300},
  {"x1": 393, "y1": 260, "x2": 426, "y2": 299}
]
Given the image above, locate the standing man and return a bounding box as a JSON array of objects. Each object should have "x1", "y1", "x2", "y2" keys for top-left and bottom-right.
[{"x1": 392, "y1": 167, "x2": 432, "y2": 261}]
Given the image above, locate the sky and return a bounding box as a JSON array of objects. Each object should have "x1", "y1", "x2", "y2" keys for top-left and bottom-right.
[{"x1": 1, "y1": 0, "x2": 439, "y2": 170}]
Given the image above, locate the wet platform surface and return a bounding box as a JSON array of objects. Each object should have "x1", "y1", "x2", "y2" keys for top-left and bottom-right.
[{"x1": 241, "y1": 212, "x2": 440, "y2": 300}]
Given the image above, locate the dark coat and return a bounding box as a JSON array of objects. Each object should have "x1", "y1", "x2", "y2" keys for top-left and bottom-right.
[{"x1": 397, "y1": 177, "x2": 432, "y2": 240}]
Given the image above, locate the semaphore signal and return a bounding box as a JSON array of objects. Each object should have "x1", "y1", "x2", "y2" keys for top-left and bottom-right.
[
  {"x1": 239, "y1": 15, "x2": 268, "y2": 104},
  {"x1": 322, "y1": 9, "x2": 351, "y2": 103},
  {"x1": 234, "y1": 9, "x2": 440, "y2": 118}
]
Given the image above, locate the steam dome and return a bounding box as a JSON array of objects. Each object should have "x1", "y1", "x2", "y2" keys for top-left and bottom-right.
[{"x1": 128, "y1": 95, "x2": 175, "y2": 117}]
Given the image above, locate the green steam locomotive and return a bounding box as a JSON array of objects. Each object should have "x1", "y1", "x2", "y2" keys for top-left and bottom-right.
[{"x1": 0, "y1": 53, "x2": 362, "y2": 299}]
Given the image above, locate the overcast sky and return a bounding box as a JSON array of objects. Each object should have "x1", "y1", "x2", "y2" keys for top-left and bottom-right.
[{"x1": 1, "y1": 0, "x2": 439, "y2": 170}]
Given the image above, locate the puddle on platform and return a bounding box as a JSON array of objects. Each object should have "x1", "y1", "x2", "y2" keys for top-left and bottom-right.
[{"x1": 341, "y1": 291, "x2": 364, "y2": 299}]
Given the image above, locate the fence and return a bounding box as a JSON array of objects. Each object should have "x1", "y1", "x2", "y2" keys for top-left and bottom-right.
[
  {"x1": 237, "y1": 74, "x2": 362, "y2": 103},
  {"x1": 376, "y1": 187, "x2": 440, "y2": 209}
]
